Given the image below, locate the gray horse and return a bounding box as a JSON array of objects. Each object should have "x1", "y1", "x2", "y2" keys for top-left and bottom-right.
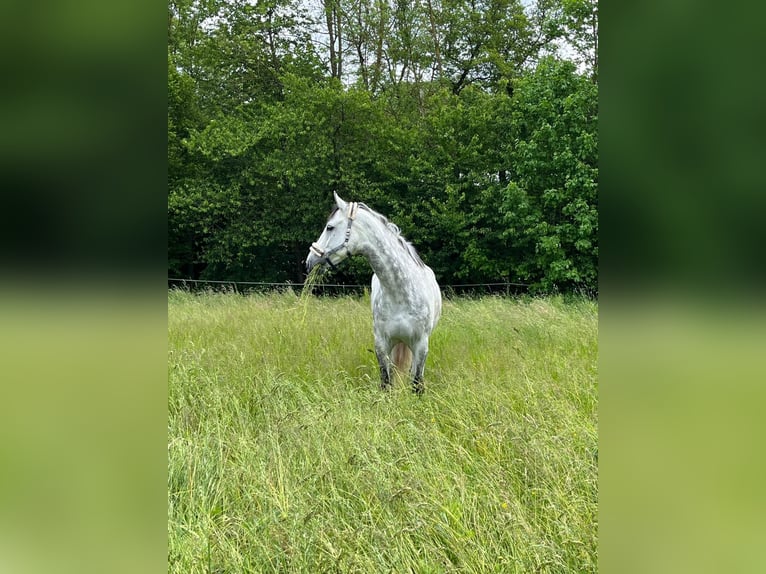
[{"x1": 306, "y1": 192, "x2": 441, "y2": 394}]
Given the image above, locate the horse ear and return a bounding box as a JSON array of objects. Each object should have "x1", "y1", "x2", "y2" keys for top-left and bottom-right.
[{"x1": 333, "y1": 190, "x2": 347, "y2": 211}]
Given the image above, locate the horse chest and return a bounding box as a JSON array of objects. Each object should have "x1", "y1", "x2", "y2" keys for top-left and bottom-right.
[{"x1": 373, "y1": 301, "x2": 425, "y2": 342}]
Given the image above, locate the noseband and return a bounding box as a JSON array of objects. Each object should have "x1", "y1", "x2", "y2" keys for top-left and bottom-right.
[{"x1": 309, "y1": 202, "x2": 358, "y2": 268}]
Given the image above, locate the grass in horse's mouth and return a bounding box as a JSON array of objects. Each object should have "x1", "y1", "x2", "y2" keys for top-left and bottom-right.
[
  {"x1": 301, "y1": 265, "x2": 324, "y2": 298},
  {"x1": 298, "y1": 265, "x2": 325, "y2": 322}
]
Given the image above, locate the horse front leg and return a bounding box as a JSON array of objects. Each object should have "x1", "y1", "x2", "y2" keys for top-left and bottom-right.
[
  {"x1": 410, "y1": 340, "x2": 429, "y2": 395},
  {"x1": 375, "y1": 342, "x2": 392, "y2": 391}
]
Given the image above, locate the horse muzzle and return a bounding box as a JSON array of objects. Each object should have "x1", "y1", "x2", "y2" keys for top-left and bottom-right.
[{"x1": 307, "y1": 241, "x2": 348, "y2": 273}]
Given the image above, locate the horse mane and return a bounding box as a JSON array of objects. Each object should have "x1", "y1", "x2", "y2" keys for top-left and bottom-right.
[{"x1": 357, "y1": 203, "x2": 426, "y2": 268}]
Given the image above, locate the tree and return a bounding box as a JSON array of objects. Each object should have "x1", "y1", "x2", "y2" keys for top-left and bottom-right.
[
  {"x1": 561, "y1": 0, "x2": 598, "y2": 80},
  {"x1": 501, "y1": 57, "x2": 598, "y2": 292}
]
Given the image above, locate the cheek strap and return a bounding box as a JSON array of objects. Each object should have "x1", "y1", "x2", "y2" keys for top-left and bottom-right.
[{"x1": 311, "y1": 202, "x2": 358, "y2": 267}]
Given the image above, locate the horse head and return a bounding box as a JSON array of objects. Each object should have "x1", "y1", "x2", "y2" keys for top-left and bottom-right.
[{"x1": 306, "y1": 191, "x2": 359, "y2": 272}]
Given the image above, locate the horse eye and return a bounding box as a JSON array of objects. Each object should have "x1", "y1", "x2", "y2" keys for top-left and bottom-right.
[{"x1": 326, "y1": 224, "x2": 334, "y2": 231}]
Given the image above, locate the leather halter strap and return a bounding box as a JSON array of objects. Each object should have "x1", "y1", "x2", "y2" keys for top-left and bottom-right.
[{"x1": 310, "y1": 202, "x2": 358, "y2": 267}]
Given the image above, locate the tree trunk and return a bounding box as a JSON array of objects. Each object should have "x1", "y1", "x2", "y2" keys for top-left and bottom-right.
[
  {"x1": 425, "y1": 0, "x2": 442, "y2": 81},
  {"x1": 370, "y1": 0, "x2": 386, "y2": 92},
  {"x1": 355, "y1": 2, "x2": 369, "y2": 89},
  {"x1": 335, "y1": 1, "x2": 343, "y2": 80},
  {"x1": 325, "y1": 0, "x2": 338, "y2": 78}
]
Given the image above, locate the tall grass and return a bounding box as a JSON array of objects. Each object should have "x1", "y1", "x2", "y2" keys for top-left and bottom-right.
[{"x1": 168, "y1": 290, "x2": 597, "y2": 573}]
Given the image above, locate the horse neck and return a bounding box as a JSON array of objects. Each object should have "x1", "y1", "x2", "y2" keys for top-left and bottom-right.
[{"x1": 354, "y1": 210, "x2": 421, "y2": 295}]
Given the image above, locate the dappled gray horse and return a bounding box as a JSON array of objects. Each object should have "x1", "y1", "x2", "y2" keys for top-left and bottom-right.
[{"x1": 306, "y1": 192, "x2": 441, "y2": 394}]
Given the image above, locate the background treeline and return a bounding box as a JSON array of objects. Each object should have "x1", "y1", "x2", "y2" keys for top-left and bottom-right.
[{"x1": 168, "y1": 0, "x2": 598, "y2": 293}]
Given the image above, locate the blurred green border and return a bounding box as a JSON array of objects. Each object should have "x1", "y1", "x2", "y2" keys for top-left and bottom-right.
[
  {"x1": 601, "y1": 2, "x2": 766, "y2": 573},
  {"x1": 2, "y1": 0, "x2": 766, "y2": 572}
]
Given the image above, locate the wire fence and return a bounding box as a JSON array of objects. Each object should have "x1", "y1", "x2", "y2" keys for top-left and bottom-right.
[{"x1": 168, "y1": 277, "x2": 531, "y2": 295}]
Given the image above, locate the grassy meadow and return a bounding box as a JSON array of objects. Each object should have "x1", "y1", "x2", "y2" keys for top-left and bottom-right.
[{"x1": 168, "y1": 290, "x2": 598, "y2": 573}]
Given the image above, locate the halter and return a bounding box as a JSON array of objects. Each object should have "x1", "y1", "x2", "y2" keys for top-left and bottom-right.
[{"x1": 309, "y1": 202, "x2": 358, "y2": 269}]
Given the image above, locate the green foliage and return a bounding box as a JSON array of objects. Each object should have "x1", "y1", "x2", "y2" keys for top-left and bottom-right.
[
  {"x1": 501, "y1": 58, "x2": 598, "y2": 292},
  {"x1": 168, "y1": 0, "x2": 598, "y2": 293}
]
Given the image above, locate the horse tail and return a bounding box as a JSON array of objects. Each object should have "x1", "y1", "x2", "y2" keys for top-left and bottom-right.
[{"x1": 391, "y1": 343, "x2": 412, "y2": 375}]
